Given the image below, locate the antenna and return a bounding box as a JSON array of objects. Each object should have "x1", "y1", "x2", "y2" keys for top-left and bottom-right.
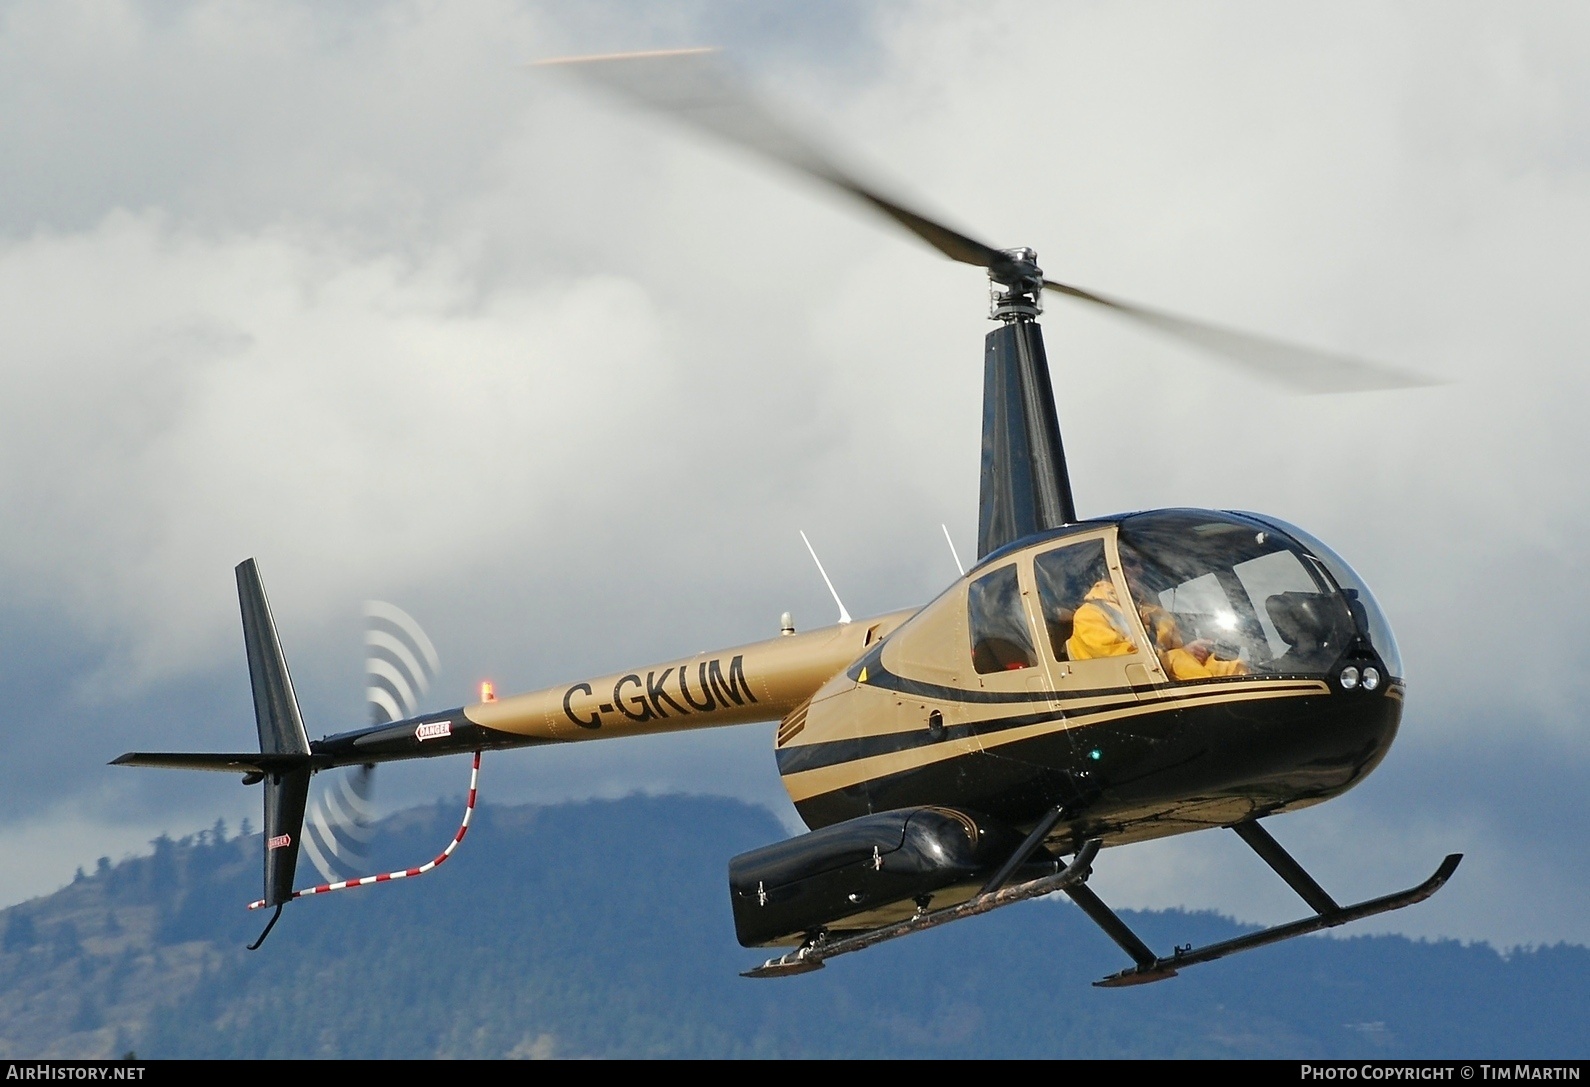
[
  {"x1": 941, "y1": 524, "x2": 966, "y2": 576},
  {"x1": 799, "y1": 530, "x2": 852, "y2": 625}
]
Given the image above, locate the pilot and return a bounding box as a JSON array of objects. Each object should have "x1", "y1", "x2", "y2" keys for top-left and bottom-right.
[
  {"x1": 1065, "y1": 578, "x2": 1139, "y2": 660},
  {"x1": 1141, "y1": 605, "x2": 1248, "y2": 680}
]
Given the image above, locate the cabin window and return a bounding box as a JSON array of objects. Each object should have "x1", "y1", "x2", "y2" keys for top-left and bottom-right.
[
  {"x1": 967, "y1": 565, "x2": 1037, "y2": 674},
  {"x1": 1033, "y1": 538, "x2": 1137, "y2": 662}
]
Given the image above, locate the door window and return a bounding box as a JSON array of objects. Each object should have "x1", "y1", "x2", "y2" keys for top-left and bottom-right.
[
  {"x1": 1033, "y1": 538, "x2": 1139, "y2": 662},
  {"x1": 967, "y1": 565, "x2": 1037, "y2": 674}
]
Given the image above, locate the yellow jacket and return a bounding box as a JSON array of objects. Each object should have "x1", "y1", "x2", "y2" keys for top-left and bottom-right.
[
  {"x1": 1141, "y1": 604, "x2": 1248, "y2": 681},
  {"x1": 1162, "y1": 646, "x2": 1249, "y2": 681},
  {"x1": 1066, "y1": 580, "x2": 1138, "y2": 660}
]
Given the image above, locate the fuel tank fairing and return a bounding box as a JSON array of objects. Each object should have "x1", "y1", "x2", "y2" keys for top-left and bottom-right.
[
  {"x1": 728, "y1": 806, "x2": 1025, "y2": 947},
  {"x1": 776, "y1": 509, "x2": 1404, "y2": 838}
]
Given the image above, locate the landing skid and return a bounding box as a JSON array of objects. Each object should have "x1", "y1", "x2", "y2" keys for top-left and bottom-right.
[
  {"x1": 1084, "y1": 820, "x2": 1462, "y2": 987},
  {"x1": 741, "y1": 816, "x2": 1460, "y2": 986}
]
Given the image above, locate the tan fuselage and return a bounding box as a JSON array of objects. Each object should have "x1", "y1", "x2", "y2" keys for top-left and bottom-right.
[{"x1": 460, "y1": 610, "x2": 916, "y2": 742}]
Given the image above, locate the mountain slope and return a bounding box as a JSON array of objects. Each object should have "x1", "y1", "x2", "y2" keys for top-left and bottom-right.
[{"x1": 0, "y1": 795, "x2": 1582, "y2": 1058}]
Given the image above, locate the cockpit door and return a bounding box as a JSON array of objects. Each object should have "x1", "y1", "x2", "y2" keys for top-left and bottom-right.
[
  {"x1": 965, "y1": 561, "x2": 1045, "y2": 690},
  {"x1": 1029, "y1": 529, "x2": 1165, "y2": 695}
]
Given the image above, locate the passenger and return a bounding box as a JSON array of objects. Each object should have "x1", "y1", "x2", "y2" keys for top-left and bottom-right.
[
  {"x1": 1141, "y1": 606, "x2": 1248, "y2": 680},
  {"x1": 1065, "y1": 578, "x2": 1139, "y2": 660}
]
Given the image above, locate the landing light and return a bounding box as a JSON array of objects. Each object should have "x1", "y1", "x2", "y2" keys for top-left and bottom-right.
[
  {"x1": 1362, "y1": 667, "x2": 1381, "y2": 692},
  {"x1": 1340, "y1": 667, "x2": 1360, "y2": 691}
]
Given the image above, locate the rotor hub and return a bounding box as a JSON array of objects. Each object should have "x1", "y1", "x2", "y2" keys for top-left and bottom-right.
[{"x1": 989, "y1": 247, "x2": 1044, "y2": 321}]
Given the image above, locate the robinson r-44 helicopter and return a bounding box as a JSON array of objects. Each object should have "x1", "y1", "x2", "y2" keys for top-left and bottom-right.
[{"x1": 115, "y1": 50, "x2": 1459, "y2": 987}]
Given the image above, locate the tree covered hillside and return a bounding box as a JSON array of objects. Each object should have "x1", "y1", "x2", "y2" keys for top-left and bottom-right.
[{"x1": 0, "y1": 794, "x2": 1582, "y2": 1059}]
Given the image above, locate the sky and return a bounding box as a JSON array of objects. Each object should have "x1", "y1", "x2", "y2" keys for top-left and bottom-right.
[{"x1": 1, "y1": 0, "x2": 1588, "y2": 952}]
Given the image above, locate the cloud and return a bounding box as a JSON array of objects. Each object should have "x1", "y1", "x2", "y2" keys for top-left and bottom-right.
[{"x1": 0, "y1": 211, "x2": 673, "y2": 680}]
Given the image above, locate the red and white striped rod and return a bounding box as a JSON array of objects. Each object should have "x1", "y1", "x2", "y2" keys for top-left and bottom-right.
[{"x1": 248, "y1": 749, "x2": 481, "y2": 910}]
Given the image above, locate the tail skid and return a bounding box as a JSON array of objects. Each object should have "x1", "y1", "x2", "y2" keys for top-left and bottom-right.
[{"x1": 248, "y1": 750, "x2": 481, "y2": 911}]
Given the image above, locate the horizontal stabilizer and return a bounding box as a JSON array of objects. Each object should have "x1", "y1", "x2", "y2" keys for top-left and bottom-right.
[{"x1": 111, "y1": 752, "x2": 323, "y2": 774}]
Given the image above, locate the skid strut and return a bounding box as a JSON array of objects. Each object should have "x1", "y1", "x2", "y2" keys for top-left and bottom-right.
[
  {"x1": 1082, "y1": 819, "x2": 1462, "y2": 987},
  {"x1": 248, "y1": 749, "x2": 482, "y2": 912}
]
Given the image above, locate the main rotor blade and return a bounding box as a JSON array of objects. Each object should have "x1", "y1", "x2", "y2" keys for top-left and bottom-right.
[
  {"x1": 535, "y1": 49, "x2": 1008, "y2": 271},
  {"x1": 1043, "y1": 279, "x2": 1436, "y2": 394},
  {"x1": 541, "y1": 49, "x2": 1435, "y2": 394}
]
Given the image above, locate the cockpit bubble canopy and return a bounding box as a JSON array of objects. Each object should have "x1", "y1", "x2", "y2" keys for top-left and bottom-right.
[
  {"x1": 1114, "y1": 510, "x2": 1401, "y2": 680},
  {"x1": 1238, "y1": 512, "x2": 1402, "y2": 679}
]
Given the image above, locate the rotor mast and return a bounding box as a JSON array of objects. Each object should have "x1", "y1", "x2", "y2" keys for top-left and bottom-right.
[{"x1": 977, "y1": 248, "x2": 1077, "y2": 559}]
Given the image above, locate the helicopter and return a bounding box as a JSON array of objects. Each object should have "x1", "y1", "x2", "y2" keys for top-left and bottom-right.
[{"x1": 114, "y1": 49, "x2": 1460, "y2": 987}]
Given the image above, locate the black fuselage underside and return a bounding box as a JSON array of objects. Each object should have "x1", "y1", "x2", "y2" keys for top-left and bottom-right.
[{"x1": 790, "y1": 681, "x2": 1401, "y2": 846}]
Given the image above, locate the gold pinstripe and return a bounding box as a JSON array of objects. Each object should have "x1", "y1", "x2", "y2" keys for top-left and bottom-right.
[
  {"x1": 780, "y1": 680, "x2": 1331, "y2": 802},
  {"x1": 975, "y1": 682, "x2": 1329, "y2": 760}
]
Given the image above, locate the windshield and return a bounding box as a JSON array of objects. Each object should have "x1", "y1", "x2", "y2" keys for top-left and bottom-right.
[
  {"x1": 1238, "y1": 514, "x2": 1403, "y2": 678},
  {"x1": 1117, "y1": 511, "x2": 1359, "y2": 679}
]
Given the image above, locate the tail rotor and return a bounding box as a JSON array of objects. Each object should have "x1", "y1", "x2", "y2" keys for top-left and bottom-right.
[
  {"x1": 362, "y1": 600, "x2": 440, "y2": 726},
  {"x1": 116, "y1": 566, "x2": 475, "y2": 947},
  {"x1": 301, "y1": 763, "x2": 376, "y2": 884},
  {"x1": 301, "y1": 601, "x2": 439, "y2": 885}
]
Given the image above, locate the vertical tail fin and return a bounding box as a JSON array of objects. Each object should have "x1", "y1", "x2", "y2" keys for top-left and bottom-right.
[
  {"x1": 237, "y1": 559, "x2": 311, "y2": 757},
  {"x1": 235, "y1": 559, "x2": 313, "y2": 911}
]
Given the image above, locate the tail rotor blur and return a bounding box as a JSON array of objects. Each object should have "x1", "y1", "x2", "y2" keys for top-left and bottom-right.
[
  {"x1": 363, "y1": 600, "x2": 441, "y2": 726},
  {"x1": 302, "y1": 601, "x2": 439, "y2": 884},
  {"x1": 301, "y1": 763, "x2": 376, "y2": 885}
]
